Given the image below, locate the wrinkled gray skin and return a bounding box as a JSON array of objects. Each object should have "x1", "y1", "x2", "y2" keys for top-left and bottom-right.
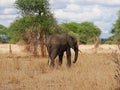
[{"x1": 46, "y1": 33, "x2": 79, "y2": 67}]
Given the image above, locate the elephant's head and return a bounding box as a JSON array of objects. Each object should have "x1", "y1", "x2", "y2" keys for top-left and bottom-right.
[{"x1": 66, "y1": 34, "x2": 79, "y2": 63}]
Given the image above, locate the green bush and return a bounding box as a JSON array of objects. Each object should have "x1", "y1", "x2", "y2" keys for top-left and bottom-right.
[
  {"x1": 104, "y1": 40, "x2": 115, "y2": 44},
  {"x1": 9, "y1": 39, "x2": 16, "y2": 44}
]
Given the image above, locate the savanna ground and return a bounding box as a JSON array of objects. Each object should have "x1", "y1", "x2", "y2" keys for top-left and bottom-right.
[{"x1": 0, "y1": 44, "x2": 120, "y2": 90}]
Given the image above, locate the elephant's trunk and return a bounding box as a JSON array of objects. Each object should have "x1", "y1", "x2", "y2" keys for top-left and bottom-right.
[{"x1": 73, "y1": 48, "x2": 78, "y2": 63}]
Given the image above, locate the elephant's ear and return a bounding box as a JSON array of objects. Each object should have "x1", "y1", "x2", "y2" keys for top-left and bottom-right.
[{"x1": 67, "y1": 35, "x2": 76, "y2": 48}]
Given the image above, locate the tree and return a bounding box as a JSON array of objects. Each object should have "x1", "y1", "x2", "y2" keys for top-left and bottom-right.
[
  {"x1": 60, "y1": 22, "x2": 81, "y2": 40},
  {"x1": 8, "y1": 15, "x2": 34, "y2": 43},
  {"x1": 78, "y1": 22, "x2": 101, "y2": 44},
  {"x1": 60, "y1": 22, "x2": 101, "y2": 44},
  {"x1": 111, "y1": 10, "x2": 120, "y2": 40},
  {"x1": 111, "y1": 10, "x2": 120, "y2": 48},
  {"x1": 0, "y1": 24, "x2": 7, "y2": 34},
  {"x1": 15, "y1": 0, "x2": 57, "y2": 35},
  {"x1": 10, "y1": 0, "x2": 58, "y2": 56},
  {"x1": 0, "y1": 24, "x2": 9, "y2": 43}
]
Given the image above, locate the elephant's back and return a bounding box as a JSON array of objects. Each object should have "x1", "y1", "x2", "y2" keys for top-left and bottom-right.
[{"x1": 46, "y1": 34, "x2": 66, "y2": 45}]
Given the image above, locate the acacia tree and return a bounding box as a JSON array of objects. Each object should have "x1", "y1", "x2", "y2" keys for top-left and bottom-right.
[
  {"x1": 111, "y1": 11, "x2": 120, "y2": 49},
  {"x1": 76, "y1": 22, "x2": 101, "y2": 44},
  {"x1": 13, "y1": 0, "x2": 57, "y2": 56},
  {"x1": 111, "y1": 11, "x2": 120, "y2": 41},
  {"x1": 60, "y1": 22, "x2": 80, "y2": 39},
  {"x1": 0, "y1": 25, "x2": 9, "y2": 43},
  {"x1": 60, "y1": 22, "x2": 101, "y2": 44},
  {"x1": 0, "y1": 24, "x2": 7, "y2": 36},
  {"x1": 8, "y1": 15, "x2": 35, "y2": 43}
]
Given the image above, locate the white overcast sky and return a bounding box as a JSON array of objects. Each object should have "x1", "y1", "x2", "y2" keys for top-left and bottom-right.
[{"x1": 0, "y1": 0, "x2": 120, "y2": 38}]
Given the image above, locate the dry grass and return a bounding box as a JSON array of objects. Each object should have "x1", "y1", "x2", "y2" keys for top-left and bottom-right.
[
  {"x1": 0, "y1": 44, "x2": 119, "y2": 90},
  {"x1": 112, "y1": 51, "x2": 120, "y2": 90}
]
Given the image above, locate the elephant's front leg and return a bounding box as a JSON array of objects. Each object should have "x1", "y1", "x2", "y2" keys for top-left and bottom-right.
[
  {"x1": 50, "y1": 49, "x2": 58, "y2": 67},
  {"x1": 58, "y1": 52, "x2": 64, "y2": 66},
  {"x1": 66, "y1": 48, "x2": 71, "y2": 67}
]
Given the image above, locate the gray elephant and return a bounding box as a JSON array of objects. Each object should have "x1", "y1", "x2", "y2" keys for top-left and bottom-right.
[{"x1": 46, "y1": 33, "x2": 79, "y2": 67}]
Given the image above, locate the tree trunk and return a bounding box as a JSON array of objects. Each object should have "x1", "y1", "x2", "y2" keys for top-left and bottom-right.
[
  {"x1": 9, "y1": 44, "x2": 12, "y2": 54},
  {"x1": 33, "y1": 39, "x2": 38, "y2": 57},
  {"x1": 94, "y1": 37, "x2": 100, "y2": 48},
  {"x1": 40, "y1": 38, "x2": 47, "y2": 57},
  {"x1": 40, "y1": 44, "x2": 45, "y2": 57},
  {"x1": 39, "y1": 28, "x2": 47, "y2": 57}
]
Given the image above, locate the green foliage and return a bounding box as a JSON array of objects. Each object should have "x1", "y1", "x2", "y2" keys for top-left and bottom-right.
[
  {"x1": 0, "y1": 24, "x2": 6, "y2": 29},
  {"x1": 60, "y1": 22, "x2": 79, "y2": 39},
  {"x1": 0, "y1": 24, "x2": 9, "y2": 43},
  {"x1": 15, "y1": 0, "x2": 56, "y2": 32},
  {"x1": 104, "y1": 41, "x2": 114, "y2": 44},
  {"x1": 9, "y1": 39, "x2": 16, "y2": 44},
  {"x1": 8, "y1": 0, "x2": 58, "y2": 43},
  {"x1": 0, "y1": 25, "x2": 7, "y2": 34},
  {"x1": 60, "y1": 22, "x2": 78, "y2": 33},
  {"x1": 78, "y1": 22, "x2": 101, "y2": 44},
  {"x1": 15, "y1": 0, "x2": 50, "y2": 16},
  {"x1": 60, "y1": 22, "x2": 101, "y2": 44},
  {"x1": 111, "y1": 10, "x2": 120, "y2": 40},
  {"x1": 103, "y1": 36, "x2": 116, "y2": 44},
  {"x1": 8, "y1": 15, "x2": 34, "y2": 43}
]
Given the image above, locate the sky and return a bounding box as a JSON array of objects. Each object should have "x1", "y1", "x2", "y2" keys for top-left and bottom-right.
[{"x1": 0, "y1": 0, "x2": 120, "y2": 38}]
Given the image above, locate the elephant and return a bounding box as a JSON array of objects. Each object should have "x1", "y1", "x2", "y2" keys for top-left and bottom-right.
[{"x1": 46, "y1": 33, "x2": 79, "y2": 67}]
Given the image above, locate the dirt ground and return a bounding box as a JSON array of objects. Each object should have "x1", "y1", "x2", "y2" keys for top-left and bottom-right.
[{"x1": 0, "y1": 44, "x2": 120, "y2": 90}]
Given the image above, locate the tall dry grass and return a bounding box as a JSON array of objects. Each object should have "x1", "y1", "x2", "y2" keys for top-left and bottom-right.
[
  {"x1": 0, "y1": 44, "x2": 119, "y2": 90},
  {"x1": 112, "y1": 51, "x2": 120, "y2": 90},
  {"x1": 0, "y1": 53, "x2": 117, "y2": 90}
]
